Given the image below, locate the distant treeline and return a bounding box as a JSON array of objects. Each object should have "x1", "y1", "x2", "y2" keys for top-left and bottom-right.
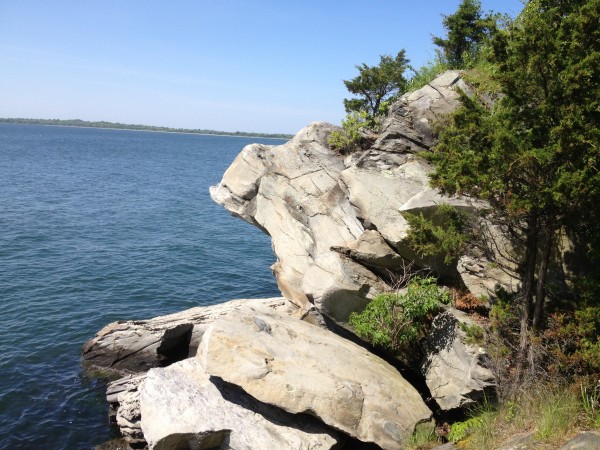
[{"x1": 0, "y1": 118, "x2": 294, "y2": 139}]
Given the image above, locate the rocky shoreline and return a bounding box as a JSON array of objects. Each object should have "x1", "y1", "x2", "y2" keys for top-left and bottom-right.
[{"x1": 84, "y1": 71, "x2": 597, "y2": 449}]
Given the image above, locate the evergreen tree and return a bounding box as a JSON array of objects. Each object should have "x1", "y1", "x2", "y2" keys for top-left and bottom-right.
[
  {"x1": 428, "y1": 0, "x2": 600, "y2": 357},
  {"x1": 432, "y1": 0, "x2": 498, "y2": 68},
  {"x1": 343, "y1": 50, "x2": 410, "y2": 118}
]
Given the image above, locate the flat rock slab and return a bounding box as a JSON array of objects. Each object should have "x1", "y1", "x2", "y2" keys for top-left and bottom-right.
[
  {"x1": 199, "y1": 303, "x2": 432, "y2": 450},
  {"x1": 140, "y1": 358, "x2": 340, "y2": 450},
  {"x1": 82, "y1": 297, "x2": 286, "y2": 375}
]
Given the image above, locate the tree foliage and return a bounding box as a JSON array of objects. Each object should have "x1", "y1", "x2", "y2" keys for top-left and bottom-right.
[
  {"x1": 432, "y1": 0, "x2": 501, "y2": 69},
  {"x1": 343, "y1": 50, "x2": 410, "y2": 118},
  {"x1": 0, "y1": 118, "x2": 293, "y2": 139},
  {"x1": 404, "y1": 204, "x2": 470, "y2": 266},
  {"x1": 428, "y1": 0, "x2": 600, "y2": 346}
]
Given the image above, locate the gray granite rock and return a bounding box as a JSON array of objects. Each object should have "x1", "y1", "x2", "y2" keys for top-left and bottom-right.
[
  {"x1": 199, "y1": 302, "x2": 432, "y2": 449},
  {"x1": 558, "y1": 431, "x2": 600, "y2": 450},
  {"x1": 106, "y1": 375, "x2": 145, "y2": 446},
  {"x1": 423, "y1": 308, "x2": 495, "y2": 410},
  {"x1": 372, "y1": 70, "x2": 472, "y2": 153},
  {"x1": 140, "y1": 358, "x2": 340, "y2": 450}
]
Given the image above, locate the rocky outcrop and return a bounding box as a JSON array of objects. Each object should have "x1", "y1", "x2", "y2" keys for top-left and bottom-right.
[
  {"x1": 140, "y1": 358, "x2": 340, "y2": 450},
  {"x1": 372, "y1": 71, "x2": 474, "y2": 153},
  {"x1": 82, "y1": 297, "x2": 287, "y2": 375},
  {"x1": 210, "y1": 71, "x2": 508, "y2": 323},
  {"x1": 85, "y1": 71, "x2": 528, "y2": 449},
  {"x1": 423, "y1": 308, "x2": 495, "y2": 410},
  {"x1": 199, "y1": 302, "x2": 432, "y2": 449},
  {"x1": 211, "y1": 121, "x2": 384, "y2": 322}
]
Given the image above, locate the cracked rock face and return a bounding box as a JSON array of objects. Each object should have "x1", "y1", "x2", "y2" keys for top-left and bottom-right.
[
  {"x1": 423, "y1": 309, "x2": 496, "y2": 410},
  {"x1": 198, "y1": 302, "x2": 432, "y2": 450},
  {"x1": 373, "y1": 70, "x2": 474, "y2": 153},
  {"x1": 210, "y1": 71, "x2": 498, "y2": 322},
  {"x1": 211, "y1": 121, "x2": 387, "y2": 321}
]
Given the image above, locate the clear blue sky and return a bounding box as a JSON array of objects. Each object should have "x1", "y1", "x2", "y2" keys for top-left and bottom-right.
[{"x1": 0, "y1": 1, "x2": 524, "y2": 134}]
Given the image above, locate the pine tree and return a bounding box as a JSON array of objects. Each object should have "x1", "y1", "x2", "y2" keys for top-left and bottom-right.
[
  {"x1": 432, "y1": 0, "x2": 499, "y2": 68},
  {"x1": 428, "y1": 0, "x2": 600, "y2": 359},
  {"x1": 343, "y1": 50, "x2": 410, "y2": 118}
]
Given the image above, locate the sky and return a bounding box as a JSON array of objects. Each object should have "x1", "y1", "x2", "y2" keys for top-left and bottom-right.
[{"x1": 0, "y1": 1, "x2": 524, "y2": 134}]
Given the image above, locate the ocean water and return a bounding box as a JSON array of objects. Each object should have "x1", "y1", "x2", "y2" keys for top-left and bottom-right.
[{"x1": 0, "y1": 124, "x2": 283, "y2": 449}]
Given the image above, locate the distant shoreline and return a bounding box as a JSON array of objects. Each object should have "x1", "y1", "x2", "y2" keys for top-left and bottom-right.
[{"x1": 0, "y1": 118, "x2": 294, "y2": 140}]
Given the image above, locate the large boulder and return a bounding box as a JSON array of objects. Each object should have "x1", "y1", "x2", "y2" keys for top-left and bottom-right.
[
  {"x1": 423, "y1": 308, "x2": 495, "y2": 410},
  {"x1": 210, "y1": 71, "x2": 485, "y2": 322},
  {"x1": 139, "y1": 358, "x2": 341, "y2": 450},
  {"x1": 198, "y1": 302, "x2": 432, "y2": 450},
  {"x1": 82, "y1": 297, "x2": 286, "y2": 375}
]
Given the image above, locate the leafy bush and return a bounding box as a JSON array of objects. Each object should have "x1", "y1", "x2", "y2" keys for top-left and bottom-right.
[
  {"x1": 448, "y1": 414, "x2": 486, "y2": 444},
  {"x1": 349, "y1": 277, "x2": 451, "y2": 353},
  {"x1": 328, "y1": 111, "x2": 371, "y2": 153}
]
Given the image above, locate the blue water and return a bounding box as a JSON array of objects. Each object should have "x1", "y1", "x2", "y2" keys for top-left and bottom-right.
[{"x1": 0, "y1": 124, "x2": 283, "y2": 449}]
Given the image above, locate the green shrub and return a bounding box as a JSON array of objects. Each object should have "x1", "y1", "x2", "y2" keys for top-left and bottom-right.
[
  {"x1": 448, "y1": 414, "x2": 485, "y2": 444},
  {"x1": 328, "y1": 111, "x2": 371, "y2": 153},
  {"x1": 349, "y1": 277, "x2": 451, "y2": 353}
]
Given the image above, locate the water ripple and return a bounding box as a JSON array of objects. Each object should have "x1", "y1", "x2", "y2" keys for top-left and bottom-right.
[{"x1": 0, "y1": 124, "x2": 284, "y2": 449}]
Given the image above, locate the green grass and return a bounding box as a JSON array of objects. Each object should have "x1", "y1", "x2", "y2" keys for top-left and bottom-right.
[
  {"x1": 406, "y1": 421, "x2": 439, "y2": 450},
  {"x1": 447, "y1": 384, "x2": 596, "y2": 449}
]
